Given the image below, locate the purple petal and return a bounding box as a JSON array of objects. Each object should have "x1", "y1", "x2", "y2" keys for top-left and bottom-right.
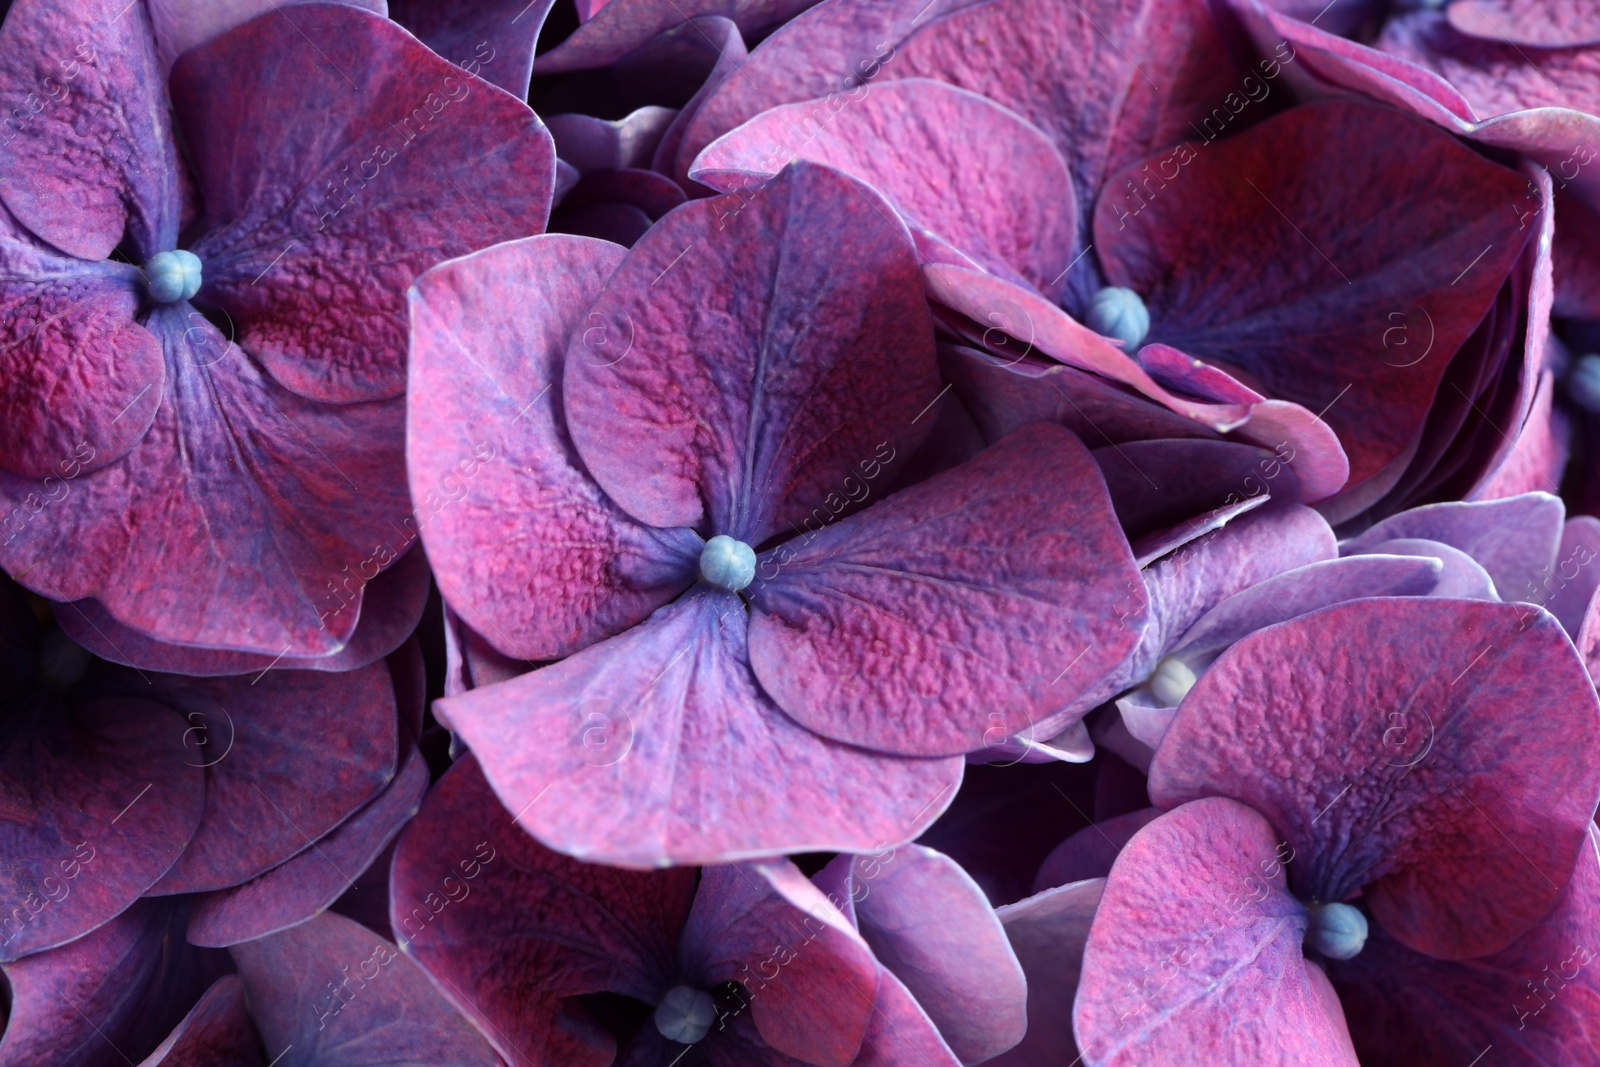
[
  {"x1": 408, "y1": 233, "x2": 699, "y2": 661},
  {"x1": 845, "y1": 846, "x2": 1025, "y2": 1063},
  {"x1": 1097, "y1": 100, "x2": 1530, "y2": 515},
  {"x1": 230, "y1": 910, "x2": 500, "y2": 1067},
  {"x1": 1547, "y1": 516, "x2": 1600, "y2": 639},
  {"x1": 1349, "y1": 537, "x2": 1497, "y2": 600},
  {"x1": 1074, "y1": 799, "x2": 1358, "y2": 1065},
  {"x1": 441, "y1": 589, "x2": 963, "y2": 866},
  {"x1": 559, "y1": 167, "x2": 688, "y2": 220},
  {"x1": 536, "y1": 0, "x2": 815, "y2": 74},
  {"x1": 1447, "y1": 0, "x2": 1600, "y2": 46},
  {"x1": 388, "y1": 0, "x2": 542, "y2": 96},
  {"x1": 0, "y1": 898, "x2": 229, "y2": 1066},
  {"x1": 1151, "y1": 598, "x2": 1600, "y2": 960},
  {"x1": 176, "y1": 4, "x2": 555, "y2": 403},
  {"x1": 1033, "y1": 810, "x2": 1161, "y2": 891},
  {"x1": 56, "y1": 544, "x2": 429, "y2": 675},
  {"x1": 692, "y1": 78, "x2": 1076, "y2": 299},
  {"x1": 0, "y1": 0, "x2": 185, "y2": 259},
  {"x1": 136, "y1": 975, "x2": 264, "y2": 1067},
  {"x1": 564, "y1": 161, "x2": 939, "y2": 544},
  {"x1": 146, "y1": 0, "x2": 386, "y2": 68},
  {"x1": 1469, "y1": 370, "x2": 1570, "y2": 503},
  {"x1": 390, "y1": 755, "x2": 693, "y2": 1067},
  {"x1": 549, "y1": 106, "x2": 679, "y2": 173},
  {"x1": 987, "y1": 879, "x2": 1104, "y2": 1067},
  {"x1": 1339, "y1": 494, "x2": 1564, "y2": 606},
  {"x1": 747, "y1": 423, "x2": 1143, "y2": 757}
]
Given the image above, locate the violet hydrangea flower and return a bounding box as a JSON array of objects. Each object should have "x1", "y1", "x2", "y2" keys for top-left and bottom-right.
[
  {"x1": 0, "y1": 0, "x2": 555, "y2": 663},
  {"x1": 409, "y1": 161, "x2": 1147, "y2": 865}
]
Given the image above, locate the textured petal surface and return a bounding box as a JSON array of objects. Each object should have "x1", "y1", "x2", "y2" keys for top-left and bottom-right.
[
  {"x1": 988, "y1": 879, "x2": 1103, "y2": 1067},
  {"x1": 176, "y1": 4, "x2": 555, "y2": 403},
  {"x1": 0, "y1": 0, "x2": 184, "y2": 259},
  {"x1": 136, "y1": 975, "x2": 264, "y2": 1067},
  {"x1": 565, "y1": 162, "x2": 939, "y2": 544},
  {"x1": 692, "y1": 78, "x2": 1076, "y2": 298},
  {"x1": 1097, "y1": 100, "x2": 1529, "y2": 509},
  {"x1": 408, "y1": 233, "x2": 699, "y2": 662},
  {"x1": 0, "y1": 898, "x2": 228, "y2": 1067},
  {"x1": 441, "y1": 589, "x2": 963, "y2": 866},
  {"x1": 1074, "y1": 799, "x2": 1357, "y2": 1066},
  {"x1": 1447, "y1": 0, "x2": 1600, "y2": 46},
  {"x1": 747, "y1": 423, "x2": 1142, "y2": 756},
  {"x1": 1151, "y1": 598, "x2": 1600, "y2": 960},
  {"x1": 231, "y1": 910, "x2": 500, "y2": 1067},
  {"x1": 391, "y1": 755, "x2": 692, "y2": 1067},
  {"x1": 388, "y1": 0, "x2": 542, "y2": 96}
]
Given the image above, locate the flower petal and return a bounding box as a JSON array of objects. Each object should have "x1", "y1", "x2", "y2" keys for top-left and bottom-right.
[
  {"x1": 409, "y1": 233, "x2": 699, "y2": 661},
  {"x1": 1151, "y1": 597, "x2": 1600, "y2": 959},
  {"x1": 987, "y1": 879, "x2": 1104, "y2": 1067},
  {"x1": 136, "y1": 975, "x2": 263, "y2": 1067},
  {"x1": 388, "y1": 0, "x2": 542, "y2": 96},
  {"x1": 746, "y1": 423, "x2": 1142, "y2": 756}
]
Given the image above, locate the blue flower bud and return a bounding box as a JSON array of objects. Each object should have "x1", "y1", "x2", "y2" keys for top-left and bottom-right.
[
  {"x1": 701, "y1": 534, "x2": 756, "y2": 592},
  {"x1": 654, "y1": 985, "x2": 716, "y2": 1044},
  {"x1": 1305, "y1": 901, "x2": 1367, "y2": 960},
  {"x1": 145, "y1": 249, "x2": 203, "y2": 304},
  {"x1": 1086, "y1": 286, "x2": 1150, "y2": 350}
]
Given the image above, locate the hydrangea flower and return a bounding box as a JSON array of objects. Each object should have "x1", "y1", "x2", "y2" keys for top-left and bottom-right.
[
  {"x1": 0, "y1": 0, "x2": 555, "y2": 663},
  {"x1": 410, "y1": 162, "x2": 1148, "y2": 865},
  {"x1": 1073, "y1": 596, "x2": 1600, "y2": 1063}
]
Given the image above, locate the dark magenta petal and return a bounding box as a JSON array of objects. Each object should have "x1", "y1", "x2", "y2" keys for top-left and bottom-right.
[
  {"x1": 442, "y1": 589, "x2": 963, "y2": 866},
  {"x1": 409, "y1": 233, "x2": 699, "y2": 661},
  {"x1": 1033, "y1": 810, "x2": 1161, "y2": 891},
  {"x1": 146, "y1": 0, "x2": 386, "y2": 69},
  {"x1": 0, "y1": 306, "x2": 410, "y2": 658},
  {"x1": 852, "y1": 967, "x2": 962, "y2": 1067},
  {"x1": 388, "y1": 0, "x2": 543, "y2": 96},
  {"x1": 692, "y1": 78, "x2": 1077, "y2": 299},
  {"x1": 0, "y1": 898, "x2": 229, "y2": 1067},
  {"x1": 1170, "y1": 553, "x2": 1444, "y2": 662},
  {"x1": 1547, "y1": 516, "x2": 1600, "y2": 639},
  {"x1": 552, "y1": 203, "x2": 654, "y2": 246},
  {"x1": 0, "y1": 250, "x2": 162, "y2": 480},
  {"x1": 0, "y1": 0, "x2": 184, "y2": 259},
  {"x1": 1339, "y1": 494, "x2": 1565, "y2": 605},
  {"x1": 1075, "y1": 798, "x2": 1357, "y2": 1065},
  {"x1": 1096, "y1": 100, "x2": 1529, "y2": 512},
  {"x1": 1325, "y1": 826, "x2": 1600, "y2": 1067},
  {"x1": 137, "y1": 975, "x2": 264, "y2": 1067},
  {"x1": 559, "y1": 167, "x2": 688, "y2": 220},
  {"x1": 649, "y1": 15, "x2": 749, "y2": 187},
  {"x1": 536, "y1": 0, "x2": 814, "y2": 74},
  {"x1": 844, "y1": 846, "x2": 1025, "y2": 1063},
  {"x1": 1355, "y1": 537, "x2": 1497, "y2": 600},
  {"x1": 683, "y1": 861, "x2": 879, "y2": 1066},
  {"x1": 1094, "y1": 438, "x2": 1306, "y2": 542},
  {"x1": 175, "y1": 3, "x2": 555, "y2": 404},
  {"x1": 230, "y1": 911, "x2": 500, "y2": 1067},
  {"x1": 1151, "y1": 598, "x2": 1600, "y2": 960},
  {"x1": 746, "y1": 423, "x2": 1142, "y2": 757},
  {"x1": 187, "y1": 744, "x2": 428, "y2": 947},
  {"x1": 1471, "y1": 369, "x2": 1569, "y2": 503},
  {"x1": 441, "y1": 604, "x2": 532, "y2": 698},
  {"x1": 57, "y1": 544, "x2": 430, "y2": 675},
  {"x1": 390, "y1": 755, "x2": 693, "y2": 1067},
  {"x1": 987, "y1": 879, "x2": 1103, "y2": 1067},
  {"x1": 135, "y1": 659, "x2": 397, "y2": 894},
  {"x1": 564, "y1": 161, "x2": 939, "y2": 544}
]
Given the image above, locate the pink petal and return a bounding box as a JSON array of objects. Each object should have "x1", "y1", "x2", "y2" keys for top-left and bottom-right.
[
  {"x1": 388, "y1": 0, "x2": 543, "y2": 97},
  {"x1": 440, "y1": 589, "x2": 963, "y2": 866},
  {"x1": 408, "y1": 233, "x2": 698, "y2": 661},
  {"x1": 746, "y1": 423, "x2": 1143, "y2": 756},
  {"x1": 1152, "y1": 597, "x2": 1600, "y2": 960},
  {"x1": 1447, "y1": 0, "x2": 1600, "y2": 46},
  {"x1": 564, "y1": 162, "x2": 940, "y2": 543},
  {"x1": 147, "y1": 0, "x2": 386, "y2": 69}
]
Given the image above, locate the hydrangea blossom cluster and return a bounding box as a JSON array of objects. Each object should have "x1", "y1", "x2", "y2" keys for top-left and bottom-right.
[{"x1": 1, "y1": 0, "x2": 1599, "y2": 1064}]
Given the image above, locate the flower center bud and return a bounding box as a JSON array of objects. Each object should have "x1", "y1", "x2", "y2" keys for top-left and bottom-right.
[
  {"x1": 1085, "y1": 286, "x2": 1150, "y2": 350},
  {"x1": 654, "y1": 985, "x2": 716, "y2": 1044},
  {"x1": 1148, "y1": 656, "x2": 1197, "y2": 707},
  {"x1": 700, "y1": 535, "x2": 756, "y2": 592},
  {"x1": 1305, "y1": 901, "x2": 1367, "y2": 961},
  {"x1": 145, "y1": 249, "x2": 203, "y2": 304},
  {"x1": 1568, "y1": 354, "x2": 1600, "y2": 413}
]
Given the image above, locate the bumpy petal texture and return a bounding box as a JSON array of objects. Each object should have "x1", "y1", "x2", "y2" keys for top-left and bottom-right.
[
  {"x1": 408, "y1": 233, "x2": 700, "y2": 662},
  {"x1": 1151, "y1": 598, "x2": 1600, "y2": 960},
  {"x1": 0, "y1": 0, "x2": 185, "y2": 260},
  {"x1": 230, "y1": 910, "x2": 500, "y2": 1067},
  {"x1": 1326, "y1": 824, "x2": 1600, "y2": 1067},
  {"x1": 1097, "y1": 100, "x2": 1530, "y2": 517},
  {"x1": 746, "y1": 422, "x2": 1143, "y2": 756},
  {"x1": 135, "y1": 975, "x2": 265, "y2": 1067},
  {"x1": 0, "y1": 898, "x2": 230, "y2": 1067},
  {"x1": 391, "y1": 754, "x2": 693, "y2": 1067},
  {"x1": 388, "y1": 0, "x2": 543, "y2": 97},
  {"x1": 1074, "y1": 798, "x2": 1358, "y2": 1066},
  {"x1": 177, "y1": 3, "x2": 556, "y2": 404},
  {"x1": 141, "y1": 660, "x2": 398, "y2": 894},
  {"x1": 442, "y1": 588, "x2": 963, "y2": 866},
  {"x1": 1446, "y1": 0, "x2": 1600, "y2": 46},
  {"x1": 564, "y1": 161, "x2": 940, "y2": 544},
  {"x1": 0, "y1": 305, "x2": 409, "y2": 658},
  {"x1": 988, "y1": 878, "x2": 1103, "y2": 1067}
]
